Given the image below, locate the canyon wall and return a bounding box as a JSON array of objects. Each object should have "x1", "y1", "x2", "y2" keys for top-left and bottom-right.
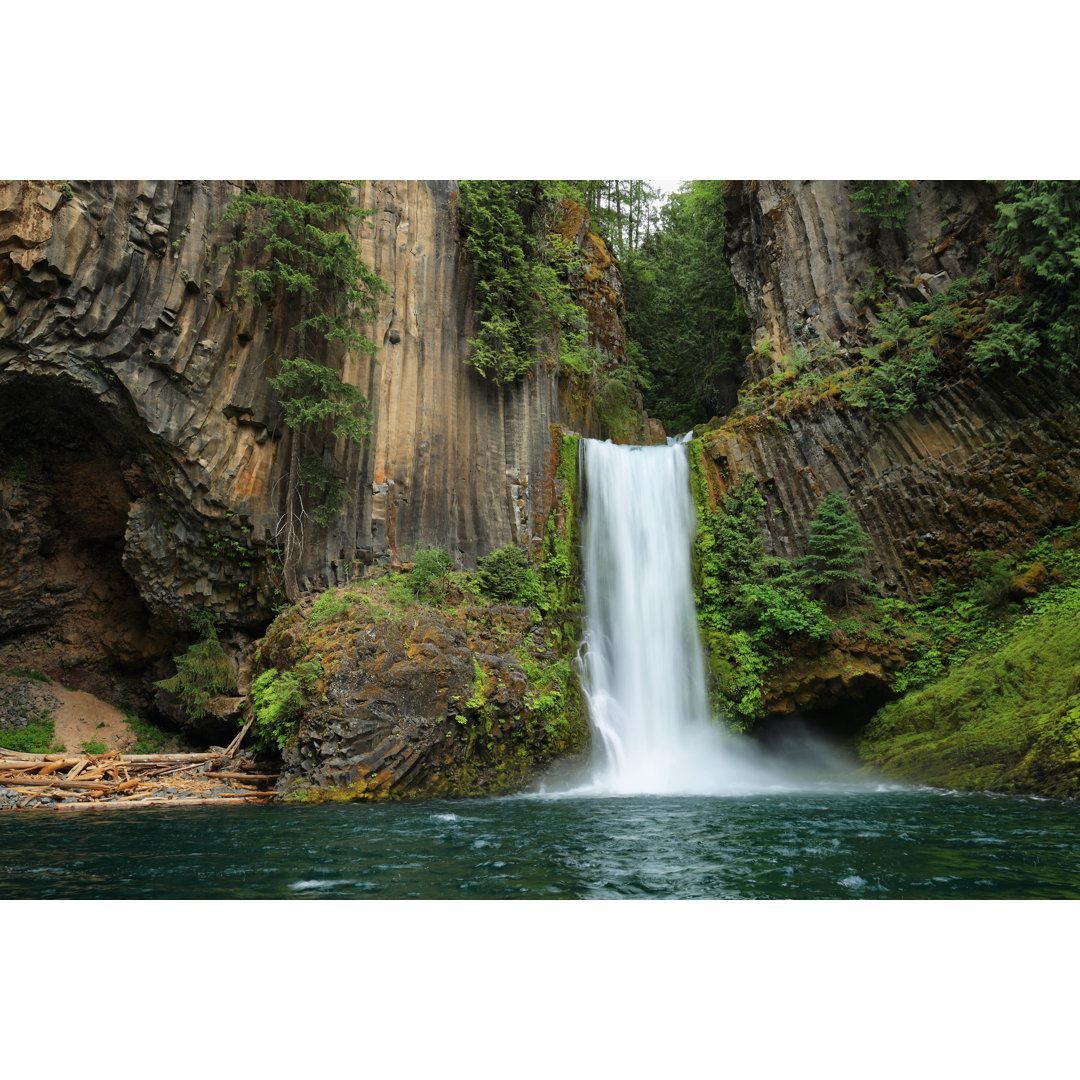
[
  {"x1": 0, "y1": 181, "x2": 607, "y2": 609},
  {"x1": 0, "y1": 180, "x2": 617, "y2": 694},
  {"x1": 715, "y1": 180, "x2": 1080, "y2": 597}
]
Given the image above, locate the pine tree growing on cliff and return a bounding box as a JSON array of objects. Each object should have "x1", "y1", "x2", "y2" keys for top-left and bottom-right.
[
  {"x1": 220, "y1": 181, "x2": 386, "y2": 601},
  {"x1": 800, "y1": 492, "x2": 871, "y2": 606}
]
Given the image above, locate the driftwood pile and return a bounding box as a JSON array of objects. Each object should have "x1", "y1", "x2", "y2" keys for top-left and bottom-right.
[{"x1": 0, "y1": 740, "x2": 278, "y2": 811}]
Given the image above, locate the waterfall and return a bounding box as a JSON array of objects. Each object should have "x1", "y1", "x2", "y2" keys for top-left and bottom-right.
[{"x1": 569, "y1": 437, "x2": 772, "y2": 795}]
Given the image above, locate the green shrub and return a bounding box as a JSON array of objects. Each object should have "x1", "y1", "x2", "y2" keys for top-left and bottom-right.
[
  {"x1": 476, "y1": 545, "x2": 544, "y2": 606},
  {"x1": 849, "y1": 181, "x2": 911, "y2": 229},
  {"x1": 0, "y1": 710, "x2": 61, "y2": 754},
  {"x1": 308, "y1": 589, "x2": 354, "y2": 625},
  {"x1": 406, "y1": 547, "x2": 453, "y2": 603},
  {"x1": 969, "y1": 549, "x2": 1014, "y2": 609},
  {"x1": 250, "y1": 658, "x2": 322, "y2": 751},
  {"x1": 80, "y1": 739, "x2": 108, "y2": 755},
  {"x1": 155, "y1": 612, "x2": 237, "y2": 720},
  {"x1": 124, "y1": 711, "x2": 176, "y2": 754},
  {"x1": 738, "y1": 580, "x2": 832, "y2": 642}
]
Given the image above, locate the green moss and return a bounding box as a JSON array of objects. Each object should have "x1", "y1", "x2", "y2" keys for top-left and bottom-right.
[
  {"x1": 858, "y1": 585, "x2": 1080, "y2": 795},
  {"x1": 540, "y1": 433, "x2": 582, "y2": 618},
  {"x1": 2, "y1": 665, "x2": 48, "y2": 683}
]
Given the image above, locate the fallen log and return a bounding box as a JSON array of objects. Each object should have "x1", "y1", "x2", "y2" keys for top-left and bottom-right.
[
  {"x1": 66, "y1": 758, "x2": 90, "y2": 780},
  {"x1": 0, "y1": 749, "x2": 71, "y2": 761},
  {"x1": 0, "y1": 760, "x2": 77, "y2": 772},
  {"x1": 119, "y1": 753, "x2": 226, "y2": 764},
  {"x1": 224, "y1": 710, "x2": 255, "y2": 757},
  {"x1": 5, "y1": 776, "x2": 120, "y2": 791},
  {"x1": 200, "y1": 790, "x2": 269, "y2": 798},
  {"x1": 48, "y1": 795, "x2": 272, "y2": 811},
  {"x1": 203, "y1": 772, "x2": 279, "y2": 783}
]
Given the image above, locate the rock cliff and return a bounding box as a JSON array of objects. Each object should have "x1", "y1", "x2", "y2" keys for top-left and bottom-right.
[
  {"x1": 0, "y1": 180, "x2": 617, "y2": 698},
  {"x1": 715, "y1": 180, "x2": 1080, "y2": 599}
]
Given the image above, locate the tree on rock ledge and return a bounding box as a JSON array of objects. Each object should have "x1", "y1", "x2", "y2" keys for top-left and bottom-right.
[
  {"x1": 800, "y1": 492, "x2": 871, "y2": 606},
  {"x1": 221, "y1": 181, "x2": 386, "y2": 601}
]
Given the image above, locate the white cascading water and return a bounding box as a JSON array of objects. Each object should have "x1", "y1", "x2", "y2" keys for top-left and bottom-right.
[{"x1": 568, "y1": 436, "x2": 792, "y2": 796}]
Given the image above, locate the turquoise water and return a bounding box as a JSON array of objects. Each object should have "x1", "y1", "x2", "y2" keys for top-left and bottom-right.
[{"x1": 1, "y1": 786, "x2": 1078, "y2": 899}]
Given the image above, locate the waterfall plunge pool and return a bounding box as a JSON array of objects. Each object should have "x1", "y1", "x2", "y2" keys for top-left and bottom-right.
[{"x1": 3, "y1": 786, "x2": 1078, "y2": 899}]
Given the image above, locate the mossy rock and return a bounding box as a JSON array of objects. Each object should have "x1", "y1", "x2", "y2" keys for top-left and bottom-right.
[{"x1": 858, "y1": 594, "x2": 1080, "y2": 796}]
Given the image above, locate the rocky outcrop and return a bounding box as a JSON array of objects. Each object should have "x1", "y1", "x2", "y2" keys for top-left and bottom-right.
[
  {"x1": 700, "y1": 367, "x2": 1080, "y2": 597},
  {"x1": 260, "y1": 584, "x2": 586, "y2": 799},
  {"x1": 0, "y1": 180, "x2": 624, "y2": 697},
  {"x1": 724, "y1": 180, "x2": 1000, "y2": 366},
  {"x1": 715, "y1": 181, "x2": 1080, "y2": 599}
]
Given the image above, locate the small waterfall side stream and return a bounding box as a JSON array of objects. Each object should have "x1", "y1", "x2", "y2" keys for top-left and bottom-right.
[{"x1": 563, "y1": 436, "x2": 830, "y2": 796}]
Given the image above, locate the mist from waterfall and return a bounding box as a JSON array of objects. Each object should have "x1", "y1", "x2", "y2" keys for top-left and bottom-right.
[{"x1": 553, "y1": 436, "x2": 857, "y2": 796}]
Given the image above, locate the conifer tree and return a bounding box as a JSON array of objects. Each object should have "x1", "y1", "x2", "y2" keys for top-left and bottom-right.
[
  {"x1": 221, "y1": 181, "x2": 386, "y2": 600},
  {"x1": 800, "y1": 492, "x2": 871, "y2": 605},
  {"x1": 973, "y1": 180, "x2": 1080, "y2": 374}
]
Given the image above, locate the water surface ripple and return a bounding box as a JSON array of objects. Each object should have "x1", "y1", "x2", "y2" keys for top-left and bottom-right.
[{"x1": 1, "y1": 787, "x2": 1077, "y2": 899}]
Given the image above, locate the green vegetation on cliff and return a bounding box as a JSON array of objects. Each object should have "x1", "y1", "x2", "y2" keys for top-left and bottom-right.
[
  {"x1": 733, "y1": 182, "x2": 1080, "y2": 427},
  {"x1": 973, "y1": 181, "x2": 1080, "y2": 375},
  {"x1": 454, "y1": 182, "x2": 646, "y2": 440},
  {"x1": 858, "y1": 520, "x2": 1080, "y2": 795},
  {"x1": 688, "y1": 441, "x2": 835, "y2": 724},
  {"x1": 455, "y1": 181, "x2": 555, "y2": 384},
  {"x1": 849, "y1": 181, "x2": 912, "y2": 229},
  {"x1": 250, "y1": 659, "x2": 322, "y2": 752}
]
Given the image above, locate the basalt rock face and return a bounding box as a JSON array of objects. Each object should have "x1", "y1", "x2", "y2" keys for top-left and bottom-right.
[
  {"x1": 701, "y1": 368, "x2": 1080, "y2": 598},
  {"x1": 724, "y1": 180, "x2": 1001, "y2": 366},
  {"x1": 0, "y1": 180, "x2": 612, "y2": 696},
  {"x1": 353, "y1": 182, "x2": 605, "y2": 573},
  {"x1": 716, "y1": 181, "x2": 1080, "y2": 599}
]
